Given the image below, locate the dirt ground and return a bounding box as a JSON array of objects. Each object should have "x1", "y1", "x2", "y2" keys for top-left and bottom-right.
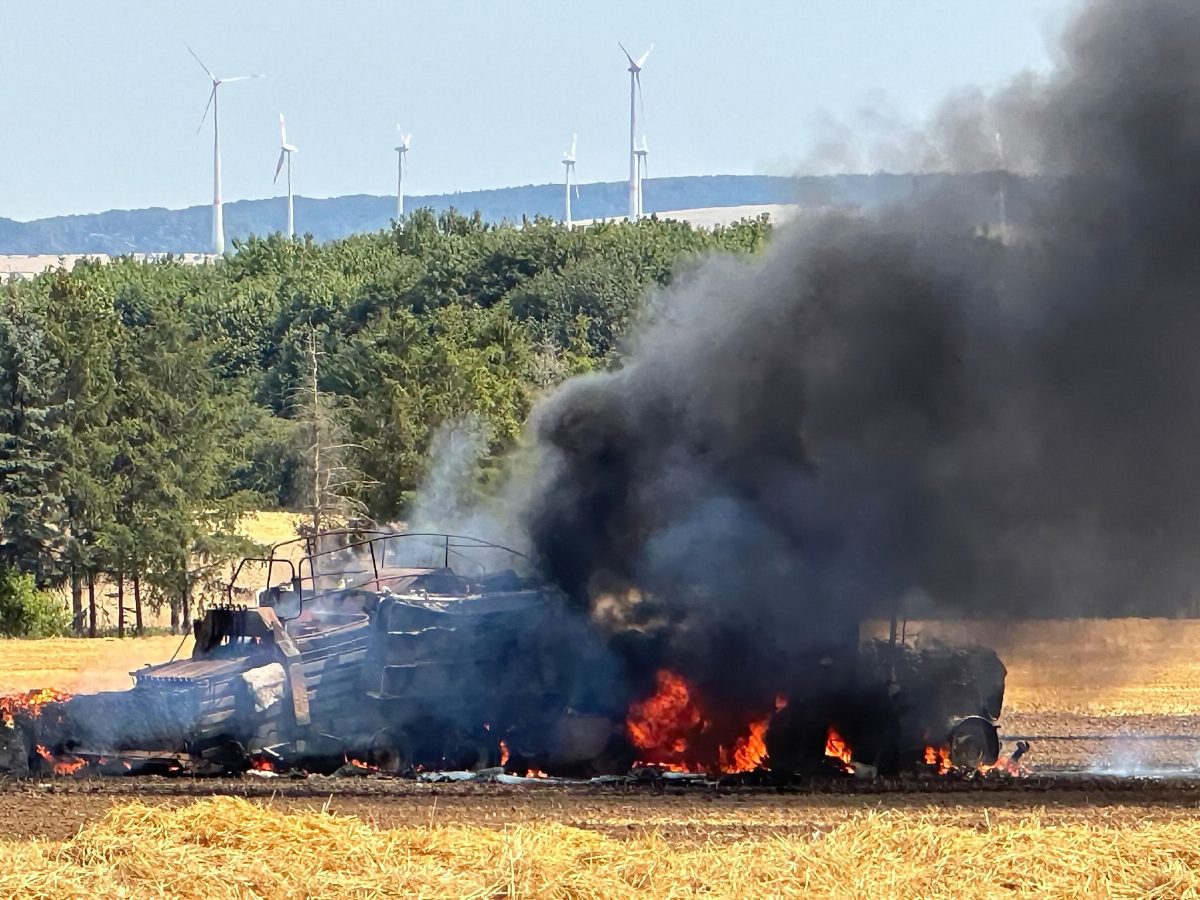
[{"x1": 6, "y1": 776, "x2": 1200, "y2": 842}]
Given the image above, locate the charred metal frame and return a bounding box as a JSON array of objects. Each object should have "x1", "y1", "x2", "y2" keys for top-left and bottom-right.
[{"x1": 227, "y1": 531, "x2": 531, "y2": 609}]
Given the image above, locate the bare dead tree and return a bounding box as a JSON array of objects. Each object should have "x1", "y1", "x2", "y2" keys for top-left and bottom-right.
[{"x1": 293, "y1": 327, "x2": 376, "y2": 547}]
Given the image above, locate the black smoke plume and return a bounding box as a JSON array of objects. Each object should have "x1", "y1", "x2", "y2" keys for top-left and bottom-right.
[{"x1": 522, "y1": 0, "x2": 1200, "y2": 700}]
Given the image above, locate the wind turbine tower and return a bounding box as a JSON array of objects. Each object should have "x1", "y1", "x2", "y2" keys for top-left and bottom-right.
[
  {"x1": 634, "y1": 135, "x2": 649, "y2": 219},
  {"x1": 188, "y1": 45, "x2": 262, "y2": 255},
  {"x1": 275, "y1": 113, "x2": 299, "y2": 238},
  {"x1": 562, "y1": 133, "x2": 579, "y2": 227},
  {"x1": 395, "y1": 128, "x2": 412, "y2": 220},
  {"x1": 619, "y1": 42, "x2": 652, "y2": 221}
]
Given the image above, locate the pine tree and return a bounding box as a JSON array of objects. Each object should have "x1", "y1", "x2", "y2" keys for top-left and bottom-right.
[{"x1": 0, "y1": 294, "x2": 70, "y2": 584}]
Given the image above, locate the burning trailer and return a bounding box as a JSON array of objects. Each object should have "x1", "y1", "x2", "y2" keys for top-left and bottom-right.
[{"x1": 1, "y1": 530, "x2": 1011, "y2": 780}]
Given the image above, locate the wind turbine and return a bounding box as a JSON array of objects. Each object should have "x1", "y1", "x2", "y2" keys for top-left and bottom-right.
[
  {"x1": 634, "y1": 135, "x2": 649, "y2": 219},
  {"x1": 562, "y1": 133, "x2": 579, "y2": 227},
  {"x1": 619, "y1": 42, "x2": 652, "y2": 220},
  {"x1": 394, "y1": 128, "x2": 412, "y2": 220},
  {"x1": 274, "y1": 113, "x2": 299, "y2": 238},
  {"x1": 188, "y1": 45, "x2": 262, "y2": 255}
]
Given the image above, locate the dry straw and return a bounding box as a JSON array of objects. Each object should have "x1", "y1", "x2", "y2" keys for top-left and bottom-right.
[{"x1": 2, "y1": 796, "x2": 1200, "y2": 898}]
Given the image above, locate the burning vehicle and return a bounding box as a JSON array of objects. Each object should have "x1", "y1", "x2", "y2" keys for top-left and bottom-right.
[
  {"x1": 1, "y1": 530, "x2": 1009, "y2": 779},
  {"x1": 17, "y1": 532, "x2": 628, "y2": 776}
]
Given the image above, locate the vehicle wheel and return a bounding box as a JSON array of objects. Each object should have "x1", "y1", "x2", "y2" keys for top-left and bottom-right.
[
  {"x1": 948, "y1": 716, "x2": 1000, "y2": 769},
  {"x1": 369, "y1": 728, "x2": 412, "y2": 774},
  {"x1": 441, "y1": 728, "x2": 497, "y2": 771}
]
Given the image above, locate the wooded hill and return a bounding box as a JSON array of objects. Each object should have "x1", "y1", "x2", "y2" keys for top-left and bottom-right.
[{"x1": 0, "y1": 172, "x2": 1020, "y2": 255}]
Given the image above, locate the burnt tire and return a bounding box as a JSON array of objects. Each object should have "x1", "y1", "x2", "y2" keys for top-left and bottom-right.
[
  {"x1": 369, "y1": 728, "x2": 412, "y2": 774},
  {"x1": 440, "y1": 729, "x2": 497, "y2": 771},
  {"x1": 948, "y1": 716, "x2": 1000, "y2": 769}
]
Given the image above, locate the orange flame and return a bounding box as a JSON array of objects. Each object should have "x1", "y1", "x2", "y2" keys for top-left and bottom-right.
[
  {"x1": 345, "y1": 757, "x2": 379, "y2": 772},
  {"x1": 1, "y1": 688, "x2": 71, "y2": 723},
  {"x1": 924, "y1": 744, "x2": 953, "y2": 775},
  {"x1": 628, "y1": 670, "x2": 789, "y2": 774},
  {"x1": 35, "y1": 744, "x2": 87, "y2": 776},
  {"x1": 824, "y1": 726, "x2": 854, "y2": 772},
  {"x1": 250, "y1": 756, "x2": 276, "y2": 772},
  {"x1": 982, "y1": 754, "x2": 1024, "y2": 776},
  {"x1": 720, "y1": 715, "x2": 770, "y2": 772},
  {"x1": 719, "y1": 695, "x2": 789, "y2": 772},
  {"x1": 524, "y1": 768, "x2": 550, "y2": 779},
  {"x1": 499, "y1": 739, "x2": 510, "y2": 768},
  {"x1": 626, "y1": 670, "x2": 704, "y2": 760}
]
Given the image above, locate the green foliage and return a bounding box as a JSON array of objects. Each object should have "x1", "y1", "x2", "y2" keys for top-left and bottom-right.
[
  {"x1": 0, "y1": 565, "x2": 69, "y2": 637},
  {"x1": 0, "y1": 211, "x2": 773, "y2": 624}
]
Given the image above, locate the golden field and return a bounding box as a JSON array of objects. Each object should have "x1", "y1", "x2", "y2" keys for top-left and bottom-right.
[
  {"x1": 0, "y1": 635, "x2": 192, "y2": 694},
  {"x1": 885, "y1": 618, "x2": 1200, "y2": 716},
  {"x1": 3, "y1": 796, "x2": 1200, "y2": 899}
]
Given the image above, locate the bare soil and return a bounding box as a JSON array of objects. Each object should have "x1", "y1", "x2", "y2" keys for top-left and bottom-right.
[{"x1": 5, "y1": 775, "x2": 1200, "y2": 842}]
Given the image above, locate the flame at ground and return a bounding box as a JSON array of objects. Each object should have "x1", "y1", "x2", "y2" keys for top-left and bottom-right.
[
  {"x1": 627, "y1": 670, "x2": 787, "y2": 773},
  {"x1": 824, "y1": 727, "x2": 854, "y2": 772},
  {"x1": 924, "y1": 745, "x2": 953, "y2": 775},
  {"x1": 983, "y1": 754, "x2": 1025, "y2": 776},
  {"x1": 35, "y1": 744, "x2": 86, "y2": 776},
  {"x1": 626, "y1": 670, "x2": 707, "y2": 772},
  {"x1": 499, "y1": 740, "x2": 510, "y2": 768},
  {"x1": 719, "y1": 716, "x2": 770, "y2": 772}
]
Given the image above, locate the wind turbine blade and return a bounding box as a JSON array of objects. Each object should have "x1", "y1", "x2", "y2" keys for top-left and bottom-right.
[
  {"x1": 186, "y1": 43, "x2": 217, "y2": 82},
  {"x1": 274, "y1": 149, "x2": 286, "y2": 183},
  {"x1": 636, "y1": 70, "x2": 645, "y2": 123},
  {"x1": 196, "y1": 85, "x2": 216, "y2": 134},
  {"x1": 618, "y1": 41, "x2": 637, "y2": 68},
  {"x1": 571, "y1": 132, "x2": 577, "y2": 158},
  {"x1": 219, "y1": 74, "x2": 264, "y2": 83},
  {"x1": 280, "y1": 113, "x2": 287, "y2": 147},
  {"x1": 636, "y1": 44, "x2": 653, "y2": 68}
]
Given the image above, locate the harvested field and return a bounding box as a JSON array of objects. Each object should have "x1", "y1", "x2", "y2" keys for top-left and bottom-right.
[
  {"x1": 0, "y1": 635, "x2": 191, "y2": 695},
  {"x1": 3, "y1": 793, "x2": 1200, "y2": 898},
  {"x1": 878, "y1": 618, "x2": 1200, "y2": 716},
  {"x1": 42, "y1": 511, "x2": 305, "y2": 630}
]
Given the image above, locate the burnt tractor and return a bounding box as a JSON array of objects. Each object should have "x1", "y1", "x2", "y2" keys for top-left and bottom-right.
[
  {"x1": 38, "y1": 532, "x2": 627, "y2": 775},
  {"x1": 18, "y1": 531, "x2": 1007, "y2": 778}
]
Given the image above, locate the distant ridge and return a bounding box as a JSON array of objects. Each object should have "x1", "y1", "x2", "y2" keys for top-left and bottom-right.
[{"x1": 0, "y1": 172, "x2": 1018, "y2": 255}]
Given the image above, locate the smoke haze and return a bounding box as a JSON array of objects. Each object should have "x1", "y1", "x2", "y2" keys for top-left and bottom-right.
[{"x1": 518, "y1": 0, "x2": 1200, "y2": 696}]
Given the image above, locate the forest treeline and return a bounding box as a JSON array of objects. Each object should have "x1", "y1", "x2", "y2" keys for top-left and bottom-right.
[{"x1": 0, "y1": 209, "x2": 772, "y2": 635}]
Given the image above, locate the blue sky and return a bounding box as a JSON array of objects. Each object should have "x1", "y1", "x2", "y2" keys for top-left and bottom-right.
[{"x1": 0, "y1": 1, "x2": 1071, "y2": 220}]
